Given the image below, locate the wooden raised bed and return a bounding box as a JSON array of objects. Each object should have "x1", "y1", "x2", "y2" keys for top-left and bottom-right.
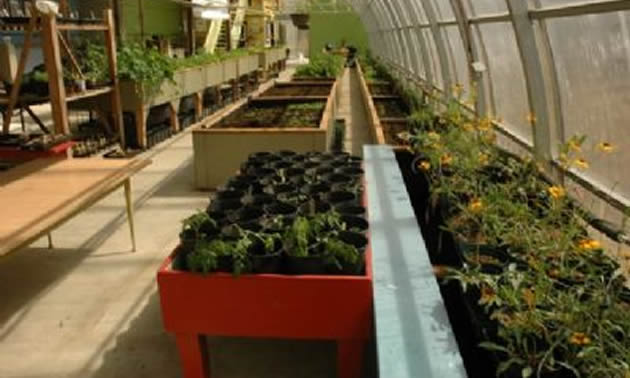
[
  {"x1": 192, "y1": 78, "x2": 341, "y2": 189},
  {"x1": 259, "y1": 81, "x2": 333, "y2": 98},
  {"x1": 356, "y1": 63, "x2": 408, "y2": 146}
]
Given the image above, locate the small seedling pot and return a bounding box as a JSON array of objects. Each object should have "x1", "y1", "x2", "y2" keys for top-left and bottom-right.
[
  {"x1": 227, "y1": 175, "x2": 257, "y2": 191},
  {"x1": 241, "y1": 193, "x2": 274, "y2": 207},
  {"x1": 277, "y1": 150, "x2": 297, "y2": 159},
  {"x1": 209, "y1": 198, "x2": 242, "y2": 214},
  {"x1": 215, "y1": 189, "x2": 244, "y2": 201},
  {"x1": 265, "y1": 201, "x2": 298, "y2": 217},
  {"x1": 249, "y1": 151, "x2": 273, "y2": 160},
  {"x1": 260, "y1": 174, "x2": 282, "y2": 187},
  {"x1": 335, "y1": 204, "x2": 366, "y2": 217},
  {"x1": 326, "y1": 173, "x2": 354, "y2": 186},
  {"x1": 272, "y1": 160, "x2": 292, "y2": 170},
  {"x1": 327, "y1": 190, "x2": 357, "y2": 206},
  {"x1": 341, "y1": 215, "x2": 369, "y2": 233},
  {"x1": 298, "y1": 200, "x2": 332, "y2": 215},
  {"x1": 249, "y1": 239, "x2": 283, "y2": 273},
  {"x1": 231, "y1": 206, "x2": 265, "y2": 223},
  {"x1": 285, "y1": 244, "x2": 327, "y2": 275},
  {"x1": 252, "y1": 167, "x2": 275, "y2": 178},
  {"x1": 338, "y1": 166, "x2": 364, "y2": 177},
  {"x1": 179, "y1": 230, "x2": 197, "y2": 254},
  {"x1": 301, "y1": 182, "x2": 332, "y2": 199},
  {"x1": 338, "y1": 231, "x2": 368, "y2": 252},
  {"x1": 265, "y1": 183, "x2": 295, "y2": 195}
]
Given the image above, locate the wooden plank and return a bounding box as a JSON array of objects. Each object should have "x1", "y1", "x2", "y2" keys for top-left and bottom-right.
[
  {"x1": 2, "y1": 11, "x2": 37, "y2": 134},
  {"x1": 57, "y1": 23, "x2": 108, "y2": 31},
  {"x1": 57, "y1": 30, "x2": 85, "y2": 80},
  {"x1": 0, "y1": 158, "x2": 151, "y2": 257},
  {"x1": 41, "y1": 13, "x2": 69, "y2": 134}
]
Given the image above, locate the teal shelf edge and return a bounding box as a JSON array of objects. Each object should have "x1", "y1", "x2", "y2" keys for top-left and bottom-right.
[{"x1": 364, "y1": 145, "x2": 467, "y2": 378}]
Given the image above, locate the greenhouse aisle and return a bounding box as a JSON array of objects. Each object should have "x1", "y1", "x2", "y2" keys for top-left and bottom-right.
[
  {"x1": 340, "y1": 68, "x2": 374, "y2": 155},
  {"x1": 0, "y1": 68, "x2": 375, "y2": 378}
]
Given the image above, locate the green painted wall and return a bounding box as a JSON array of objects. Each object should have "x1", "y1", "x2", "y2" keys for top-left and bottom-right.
[
  {"x1": 122, "y1": 0, "x2": 183, "y2": 41},
  {"x1": 308, "y1": 11, "x2": 368, "y2": 58}
]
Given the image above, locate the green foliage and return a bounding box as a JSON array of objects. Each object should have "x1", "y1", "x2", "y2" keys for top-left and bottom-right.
[
  {"x1": 82, "y1": 42, "x2": 108, "y2": 83},
  {"x1": 324, "y1": 238, "x2": 359, "y2": 270},
  {"x1": 284, "y1": 216, "x2": 311, "y2": 257},
  {"x1": 295, "y1": 54, "x2": 345, "y2": 78},
  {"x1": 117, "y1": 43, "x2": 176, "y2": 93}
]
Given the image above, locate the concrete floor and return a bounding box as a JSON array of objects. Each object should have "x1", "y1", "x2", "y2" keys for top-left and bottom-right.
[{"x1": 0, "y1": 68, "x2": 375, "y2": 378}]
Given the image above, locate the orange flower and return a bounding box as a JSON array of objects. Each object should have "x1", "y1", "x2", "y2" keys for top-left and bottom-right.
[
  {"x1": 568, "y1": 139, "x2": 582, "y2": 152},
  {"x1": 440, "y1": 154, "x2": 453, "y2": 165},
  {"x1": 418, "y1": 161, "x2": 431, "y2": 172},
  {"x1": 468, "y1": 199, "x2": 484, "y2": 213},
  {"x1": 462, "y1": 122, "x2": 474, "y2": 132},
  {"x1": 569, "y1": 332, "x2": 591, "y2": 346},
  {"x1": 522, "y1": 288, "x2": 536, "y2": 309},
  {"x1": 477, "y1": 118, "x2": 492, "y2": 131},
  {"x1": 578, "y1": 239, "x2": 602, "y2": 251},
  {"x1": 479, "y1": 285, "x2": 497, "y2": 306},
  {"x1": 548, "y1": 186, "x2": 566, "y2": 199}
]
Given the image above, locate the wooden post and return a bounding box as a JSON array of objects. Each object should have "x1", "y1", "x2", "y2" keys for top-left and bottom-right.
[
  {"x1": 187, "y1": 7, "x2": 195, "y2": 55},
  {"x1": 41, "y1": 12, "x2": 70, "y2": 135},
  {"x1": 123, "y1": 179, "x2": 137, "y2": 252},
  {"x1": 169, "y1": 102, "x2": 180, "y2": 133},
  {"x1": 194, "y1": 92, "x2": 203, "y2": 121},
  {"x1": 104, "y1": 9, "x2": 126, "y2": 150},
  {"x1": 135, "y1": 106, "x2": 147, "y2": 149},
  {"x1": 2, "y1": 10, "x2": 37, "y2": 134}
]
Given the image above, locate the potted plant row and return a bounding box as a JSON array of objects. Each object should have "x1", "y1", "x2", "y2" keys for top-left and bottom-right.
[
  {"x1": 383, "y1": 76, "x2": 630, "y2": 377},
  {"x1": 157, "y1": 150, "x2": 373, "y2": 378}
]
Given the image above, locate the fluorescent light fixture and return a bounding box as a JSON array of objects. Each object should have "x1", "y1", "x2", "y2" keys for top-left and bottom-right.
[{"x1": 200, "y1": 9, "x2": 229, "y2": 19}]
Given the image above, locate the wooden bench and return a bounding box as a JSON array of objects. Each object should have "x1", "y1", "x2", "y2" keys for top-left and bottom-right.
[
  {"x1": 363, "y1": 146, "x2": 467, "y2": 378},
  {"x1": 0, "y1": 157, "x2": 151, "y2": 257}
]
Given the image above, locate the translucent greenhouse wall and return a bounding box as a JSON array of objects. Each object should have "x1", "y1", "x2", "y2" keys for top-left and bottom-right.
[{"x1": 348, "y1": 0, "x2": 630, "y2": 237}]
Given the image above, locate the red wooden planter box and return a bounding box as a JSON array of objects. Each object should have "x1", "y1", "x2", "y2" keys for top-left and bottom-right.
[
  {"x1": 157, "y1": 247, "x2": 373, "y2": 378},
  {"x1": 0, "y1": 141, "x2": 75, "y2": 161}
]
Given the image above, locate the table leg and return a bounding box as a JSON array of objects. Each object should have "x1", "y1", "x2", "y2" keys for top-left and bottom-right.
[
  {"x1": 337, "y1": 339, "x2": 365, "y2": 378},
  {"x1": 175, "y1": 333, "x2": 210, "y2": 378},
  {"x1": 47, "y1": 233, "x2": 54, "y2": 249},
  {"x1": 123, "y1": 179, "x2": 136, "y2": 252}
]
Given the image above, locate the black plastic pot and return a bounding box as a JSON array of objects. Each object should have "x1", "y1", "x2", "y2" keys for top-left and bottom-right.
[
  {"x1": 285, "y1": 167, "x2": 306, "y2": 182},
  {"x1": 259, "y1": 174, "x2": 282, "y2": 187},
  {"x1": 290, "y1": 154, "x2": 306, "y2": 163},
  {"x1": 209, "y1": 198, "x2": 242, "y2": 213},
  {"x1": 277, "y1": 191, "x2": 308, "y2": 205},
  {"x1": 266, "y1": 183, "x2": 295, "y2": 195},
  {"x1": 237, "y1": 220, "x2": 264, "y2": 232},
  {"x1": 179, "y1": 230, "x2": 197, "y2": 253},
  {"x1": 285, "y1": 251, "x2": 327, "y2": 275},
  {"x1": 341, "y1": 215, "x2": 369, "y2": 233},
  {"x1": 249, "y1": 151, "x2": 273, "y2": 160},
  {"x1": 301, "y1": 182, "x2": 332, "y2": 199},
  {"x1": 303, "y1": 161, "x2": 320, "y2": 170},
  {"x1": 231, "y1": 206, "x2": 264, "y2": 223},
  {"x1": 329, "y1": 160, "x2": 346, "y2": 169},
  {"x1": 215, "y1": 189, "x2": 244, "y2": 201},
  {"x1": 252, "y1": 167, "x2": 275, "y2": 178},
  {"x1": 226, "y1": 175, "x2": 255, "y2": 192},
  {"x1": 240, "y1": 160, "x2": 265, "y2": 175},
  {"x1": 277, "y1": 150, "x2": 297, "y2": 159},
  {"x1": 327, "y1": 190, "x2": 357, "y2": 206},
  {"x1": 298, "y1": 200, "x2": 332, "y2": 215},
  {"x1": 336, "y1": 204, "x2": 366, "y2": 217},
  {"x1": 216, "y1": 255, "x2": 233, "y2": 273},
  {"x1": 338, "y1": 231, "x2": 368, "y2": 252},
  {"x1": 265, "y1": 202, "x2": 297, "y2": 217},
  {"x1": 249, "y1": 239, "x2": 283, "y2": 274},
  {"x1": 273, "y1": 160, "x2": 292, "y2": 170},
  {"x1": 339, "y1": 166, "x2": 364, "y2": 177},
  {"x1": 241, "y1": 193, "x2": 274, "y2": 207},
  {"x1": 326, "y1": 173, "x2": 354, "y2": 186}
]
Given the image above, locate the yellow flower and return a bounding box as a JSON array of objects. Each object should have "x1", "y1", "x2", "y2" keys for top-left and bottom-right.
[
  {"x1": 526, "y1": 112, "x2": 537, "y2": 125},
  {"x1": 440, "y1": 154, "x2": 453, "y2": 166},
  {"x1": 569, "y1": 332, "x2": 591, "y2": 346},
  {"x1": 477, "y1": 118, "x2": 492, "y2": 131},
  {"x1": 522, "y1": 288, "x2": 536, "y2": 309},
  {"x1": 482, "y1": 131, "x2": 497, "y2": 144},
  {"x1": 548, "y1": 186, "x2": 566, "y2": 199},
  {"x1": 427, "y1": 131, "x2": 441, "y2": 141},
  {"x1": 478, "y1": 153, "x2": 490, "y2": 166},
  {"x1": 468, "y1": 199, "x2": 484, "y2": 213},
  {"x1": 578, "y1": 239, "x2": 602, "y2": 251},
  {"x1": 574, "y1": 158, "x2": 589, "y2": 170},
  {"x1": 479, "y1": 285, "x2": 497, "y2": 306},
  {"x1": 597, "y1": 142, "x2": 615, "y2": 153},
  {"x1": 418, "y1": 161, "x2": 431, "y2": 172},
  {"x1": 462, "y1": 122, "x2": 474, "y2": 132}
]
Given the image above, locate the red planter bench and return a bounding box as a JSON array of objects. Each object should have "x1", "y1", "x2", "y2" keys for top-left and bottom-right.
[{"x1": 157, "y1": 248, "x2": 373, "y2": 378}]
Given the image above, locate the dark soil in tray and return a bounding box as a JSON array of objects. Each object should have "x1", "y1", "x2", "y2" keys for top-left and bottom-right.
[
  {"x1": 374, "y1": 97, "x2": 409, "y2": 118},
  {"x1": 261, "y1": 84, "x2": 332, "y2": 97},
  {"x1": 218, "y1": 101, "x2": 326, "y2": 129},
  {"x1": 368, "y1": 83, "x2": 394, "y2": 96},
  {"x1": 381, "y1": 120, "x2": 409, "y2": 146}
]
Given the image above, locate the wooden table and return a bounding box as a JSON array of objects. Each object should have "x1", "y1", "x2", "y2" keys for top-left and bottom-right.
[{"x1": 0, "y1": 157, "x2": 151, "y2": 257}]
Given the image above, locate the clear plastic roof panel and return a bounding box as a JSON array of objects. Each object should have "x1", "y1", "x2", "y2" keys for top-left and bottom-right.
[
  {"x1": 478, "y1": 22, "x2": 532, "y2": 142},
  {"x1": 422, "y1": 28, "x2": 443, "y2": 89},
  {"x1": 430, "y1": 0, "x2": 455, "y2": 20},
  {"x1": 442, "y1": 26, "x2": 471, "y2": 96},
  {"x1": 465, "y1": 0, "x2": 508, "y2": 15},
  {"x1": 544, "y1": 10, "x2": 630, "y2": 198}
]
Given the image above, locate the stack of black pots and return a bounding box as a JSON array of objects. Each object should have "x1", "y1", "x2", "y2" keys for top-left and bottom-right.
[{"x1": 192, "y1": 150, "x2": 369, "y2": 275}]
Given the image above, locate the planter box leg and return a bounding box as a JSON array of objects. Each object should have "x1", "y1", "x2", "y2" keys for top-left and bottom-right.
[
  {"x1": 175, "y1": 333, "x2": 210, "y2": 378},
  {"x1": 337, "y1": 339, "x2": 364, "y2": 378}
]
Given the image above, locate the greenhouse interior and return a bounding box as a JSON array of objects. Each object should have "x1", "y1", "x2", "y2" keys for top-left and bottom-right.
[{"x1": 1, "y1": 0, "x2": 629, "y2": 377}]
